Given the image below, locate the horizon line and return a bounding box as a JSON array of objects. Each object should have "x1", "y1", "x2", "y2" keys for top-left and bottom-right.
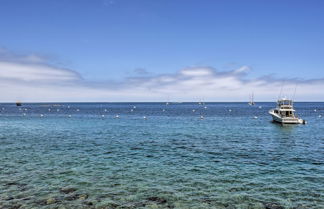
[{"x1": 1, "y1": 101, "x2": 324, "y2": 104}]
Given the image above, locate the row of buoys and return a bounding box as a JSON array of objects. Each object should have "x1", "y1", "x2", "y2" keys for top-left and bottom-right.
[
  {"x1": 14, "y1": 110, "x2": 320, "y2": 120},
  {"x1": 3, "y1": 106, "x2": 323, "y2": 114},
  {"x1": 2, "y1": 104, "x2": 288, "y2": 115},
  {"x1": 16, "y1": 113, "x2": 209, "y2": 120},
  {"x1": 1, "y1": 105, "x2": 323, "y2": 121}
]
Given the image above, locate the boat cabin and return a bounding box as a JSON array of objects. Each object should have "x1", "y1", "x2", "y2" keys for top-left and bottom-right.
[
  {"x1": 269, "y1": 98, "x2": 305, "y2": 124},
  {"x1": 275, "y1": 99, "x2": 295, "y2": 118}
]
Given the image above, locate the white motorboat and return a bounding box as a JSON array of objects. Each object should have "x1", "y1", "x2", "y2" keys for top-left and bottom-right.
[{"x1": 269, "y1": 98, "x2": 306, "y2": 124}]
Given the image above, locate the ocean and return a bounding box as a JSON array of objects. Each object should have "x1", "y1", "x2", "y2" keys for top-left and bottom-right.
[{"x1": 0, "y1": 102, "x2": 323, "y2": 209}]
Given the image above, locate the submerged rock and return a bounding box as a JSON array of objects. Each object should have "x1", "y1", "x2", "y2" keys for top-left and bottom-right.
[
  {"x1": 46, "y1": 197, "x2": 56, "y2": 205},
  {"x1": 8, "y1": 204, "x2": 22, "y2": 209},
  {"x1": 5, "y1": 182, "x2": 18, "y2": 186},
  {"x1": 83, "y1": 201, "x2": 94, "y2": 206},
  {"x1": 60, "y1": 187, "x2": 77, "y2": 194},
  {"x1": 147, "y1": 196, "x2": 167, "y2": 204},
  {"x1": 263, "y1": 202, "x2": 285, "y2": 209},
  {"x1": 64, "y1": 193, "x2": 89, "y2": 201},
  {"x1": 79, "y1": 194, "x2": 89, "y2": 200},
  {"x1": 64, "y1": 194, "x2": 79, "y2": 201},
  {"x1": 4, "y1": 196, "x2": 14, "y2": 201},
  {"x1": 35, "y1": 197, "x2": 61, "y2": 206},
  {"x1": 200, "y1": 197, "x2": 214, "y2": 204}
]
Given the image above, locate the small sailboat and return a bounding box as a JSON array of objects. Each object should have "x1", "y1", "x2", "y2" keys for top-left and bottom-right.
[
  {"x1": 269, "y1": 98, "x2": 306, "y2": 124},
  {"x1": 248, "y1": 93, "x2": 255, "y2": 106}
]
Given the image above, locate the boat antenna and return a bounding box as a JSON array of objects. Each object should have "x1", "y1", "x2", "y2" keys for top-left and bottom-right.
[
  {"x1": 292, "y1": 83, "x2": 298, "y2": 101},
  {"x1": 278, "y1": 80, "x2": 285, "y2": 100}
]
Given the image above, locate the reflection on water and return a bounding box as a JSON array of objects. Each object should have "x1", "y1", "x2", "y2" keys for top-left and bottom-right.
[{"x1": 271, "y1": 121, "x2": 297, "y2": 132}]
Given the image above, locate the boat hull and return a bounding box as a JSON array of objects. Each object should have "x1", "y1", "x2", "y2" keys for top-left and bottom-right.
[{"x1": 269, "y1": 109, "x2": 305, "y2": 124}]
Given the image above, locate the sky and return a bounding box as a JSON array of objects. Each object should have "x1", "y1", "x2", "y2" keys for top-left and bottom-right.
[{"x1": 0, "y1": 0, "x2": 323, "y2": 102}]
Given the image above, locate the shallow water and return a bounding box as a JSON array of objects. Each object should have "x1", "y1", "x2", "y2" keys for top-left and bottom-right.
[{"x1": 0, "y1": 102, "x2": 323, "y2": 209}]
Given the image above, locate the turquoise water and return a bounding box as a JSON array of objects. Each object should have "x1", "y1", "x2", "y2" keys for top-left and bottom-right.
[{"x1": 0, "y1": 103, "x2": 323, "y2": 209}]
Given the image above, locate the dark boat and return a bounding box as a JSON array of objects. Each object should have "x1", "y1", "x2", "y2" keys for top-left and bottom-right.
[{"x1": 16, "y1": 101, "x2": 22, "y2": 106}]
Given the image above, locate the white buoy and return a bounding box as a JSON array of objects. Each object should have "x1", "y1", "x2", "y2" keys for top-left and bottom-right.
[
  {"x1": 115, "y1": 114, "x2": 120, "y2": 119},
  {"x1": 57, "y1": 109, "x2": 60, "y2": 112},
  {"x1": 259, "y1": 106, "x2": 262, "y2": 109},
  {"x1": 23, "y1": 113, "x2": 26, "y2": 116},
  {"x1": 40, "y1": 114, "x2": 44, "y2": 117},
  {"x1": 192, "y1": 109, "x2": 196, "y2": 112},
  {"x1": 130, "y1": 109, "x2": 134, "y2": 112},
  {"x1": 104, "y1": 109, "x2": 108, "y2": 112},
  {"x1": 67, "y1": 105, "x2": 70, "y2": 109},
  {"x1": 229, "y1": 109, "x2": 232, "y2": 112},
  {"x1": 143, "y1": 116, "x2": 147, "y2": 120},
  {"x1": 204, "y1": 106, "x2": 207, "y2": 109},
  {"x1": 101, "y1": 115, "x2": 105, "y2": 118},
  {"x1": 314, "y1": 109, "x2": 317, "y2": 112},
  {"x1": 319, "y1": 115, "x2": 322, "y2": 118},
  {"x1": 76, "y1": 109, "x2": 80, "y2": 112},
  {"x1": 253, "y1": 116, "x2": 258, "y2": 119},
  {"x1": 68, "y1": 115, "x2": 72, "y2": 118},
  {"x1": 200, "y1": 115, "x2": 204, "y2": 120},
  {"x1": 162, "y1": 109, "x2": 165, "y2": 112},
  {"x1": 133, "y1": 106, "x2": 136, "y2": 109}
]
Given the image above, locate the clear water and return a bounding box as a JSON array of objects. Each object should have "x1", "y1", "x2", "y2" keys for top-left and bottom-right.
[{"x1": 0, "y1": 102, "x2": 323, "y2": 209}]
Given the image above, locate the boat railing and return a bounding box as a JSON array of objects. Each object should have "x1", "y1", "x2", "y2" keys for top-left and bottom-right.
[
  {"x1": 279, "y1": 106, "x2": 293, "y2": 109},
  {"x1": 282, "y1": 118, "x2": 299, "y2": 122},
  {"x1": 277, "y1": 100, "x2": 293, "y2": 106}
]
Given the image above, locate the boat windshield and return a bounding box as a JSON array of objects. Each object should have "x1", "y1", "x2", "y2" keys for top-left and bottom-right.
[{"x1": 278, "y1": 99, "x2": 293, "y2": 106}]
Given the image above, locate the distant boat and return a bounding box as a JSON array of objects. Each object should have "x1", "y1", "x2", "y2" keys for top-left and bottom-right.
[
  {"x1": 248, "y1": 93, "x2": 255, "y2": 106},
  {"x1": 16, "y1": 101, "x2": 22, "y2": 106},
  {"x1": 269, "y1": 98, "x2": 306, "y2": 124}
]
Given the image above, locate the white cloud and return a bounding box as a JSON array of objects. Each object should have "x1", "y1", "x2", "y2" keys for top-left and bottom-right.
[
  {"x1": 0, "y1": 50, "x2": 323, "y2": 102},
  {"x1": 0, "y1": 61, "x2": 81, "y2": 82},
  {"x1": 180, "y1": 67, "x2": 214, "y2": 77}
]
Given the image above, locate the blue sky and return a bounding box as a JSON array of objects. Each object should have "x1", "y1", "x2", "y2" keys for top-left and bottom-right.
[{"x1": 0, "y1": 0, "x2": 323, "y2": 101}]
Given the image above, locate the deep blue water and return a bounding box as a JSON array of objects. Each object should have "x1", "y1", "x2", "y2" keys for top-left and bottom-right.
[{"x1": 0, "y1": 102, "x2": 323, "y2": 209}]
